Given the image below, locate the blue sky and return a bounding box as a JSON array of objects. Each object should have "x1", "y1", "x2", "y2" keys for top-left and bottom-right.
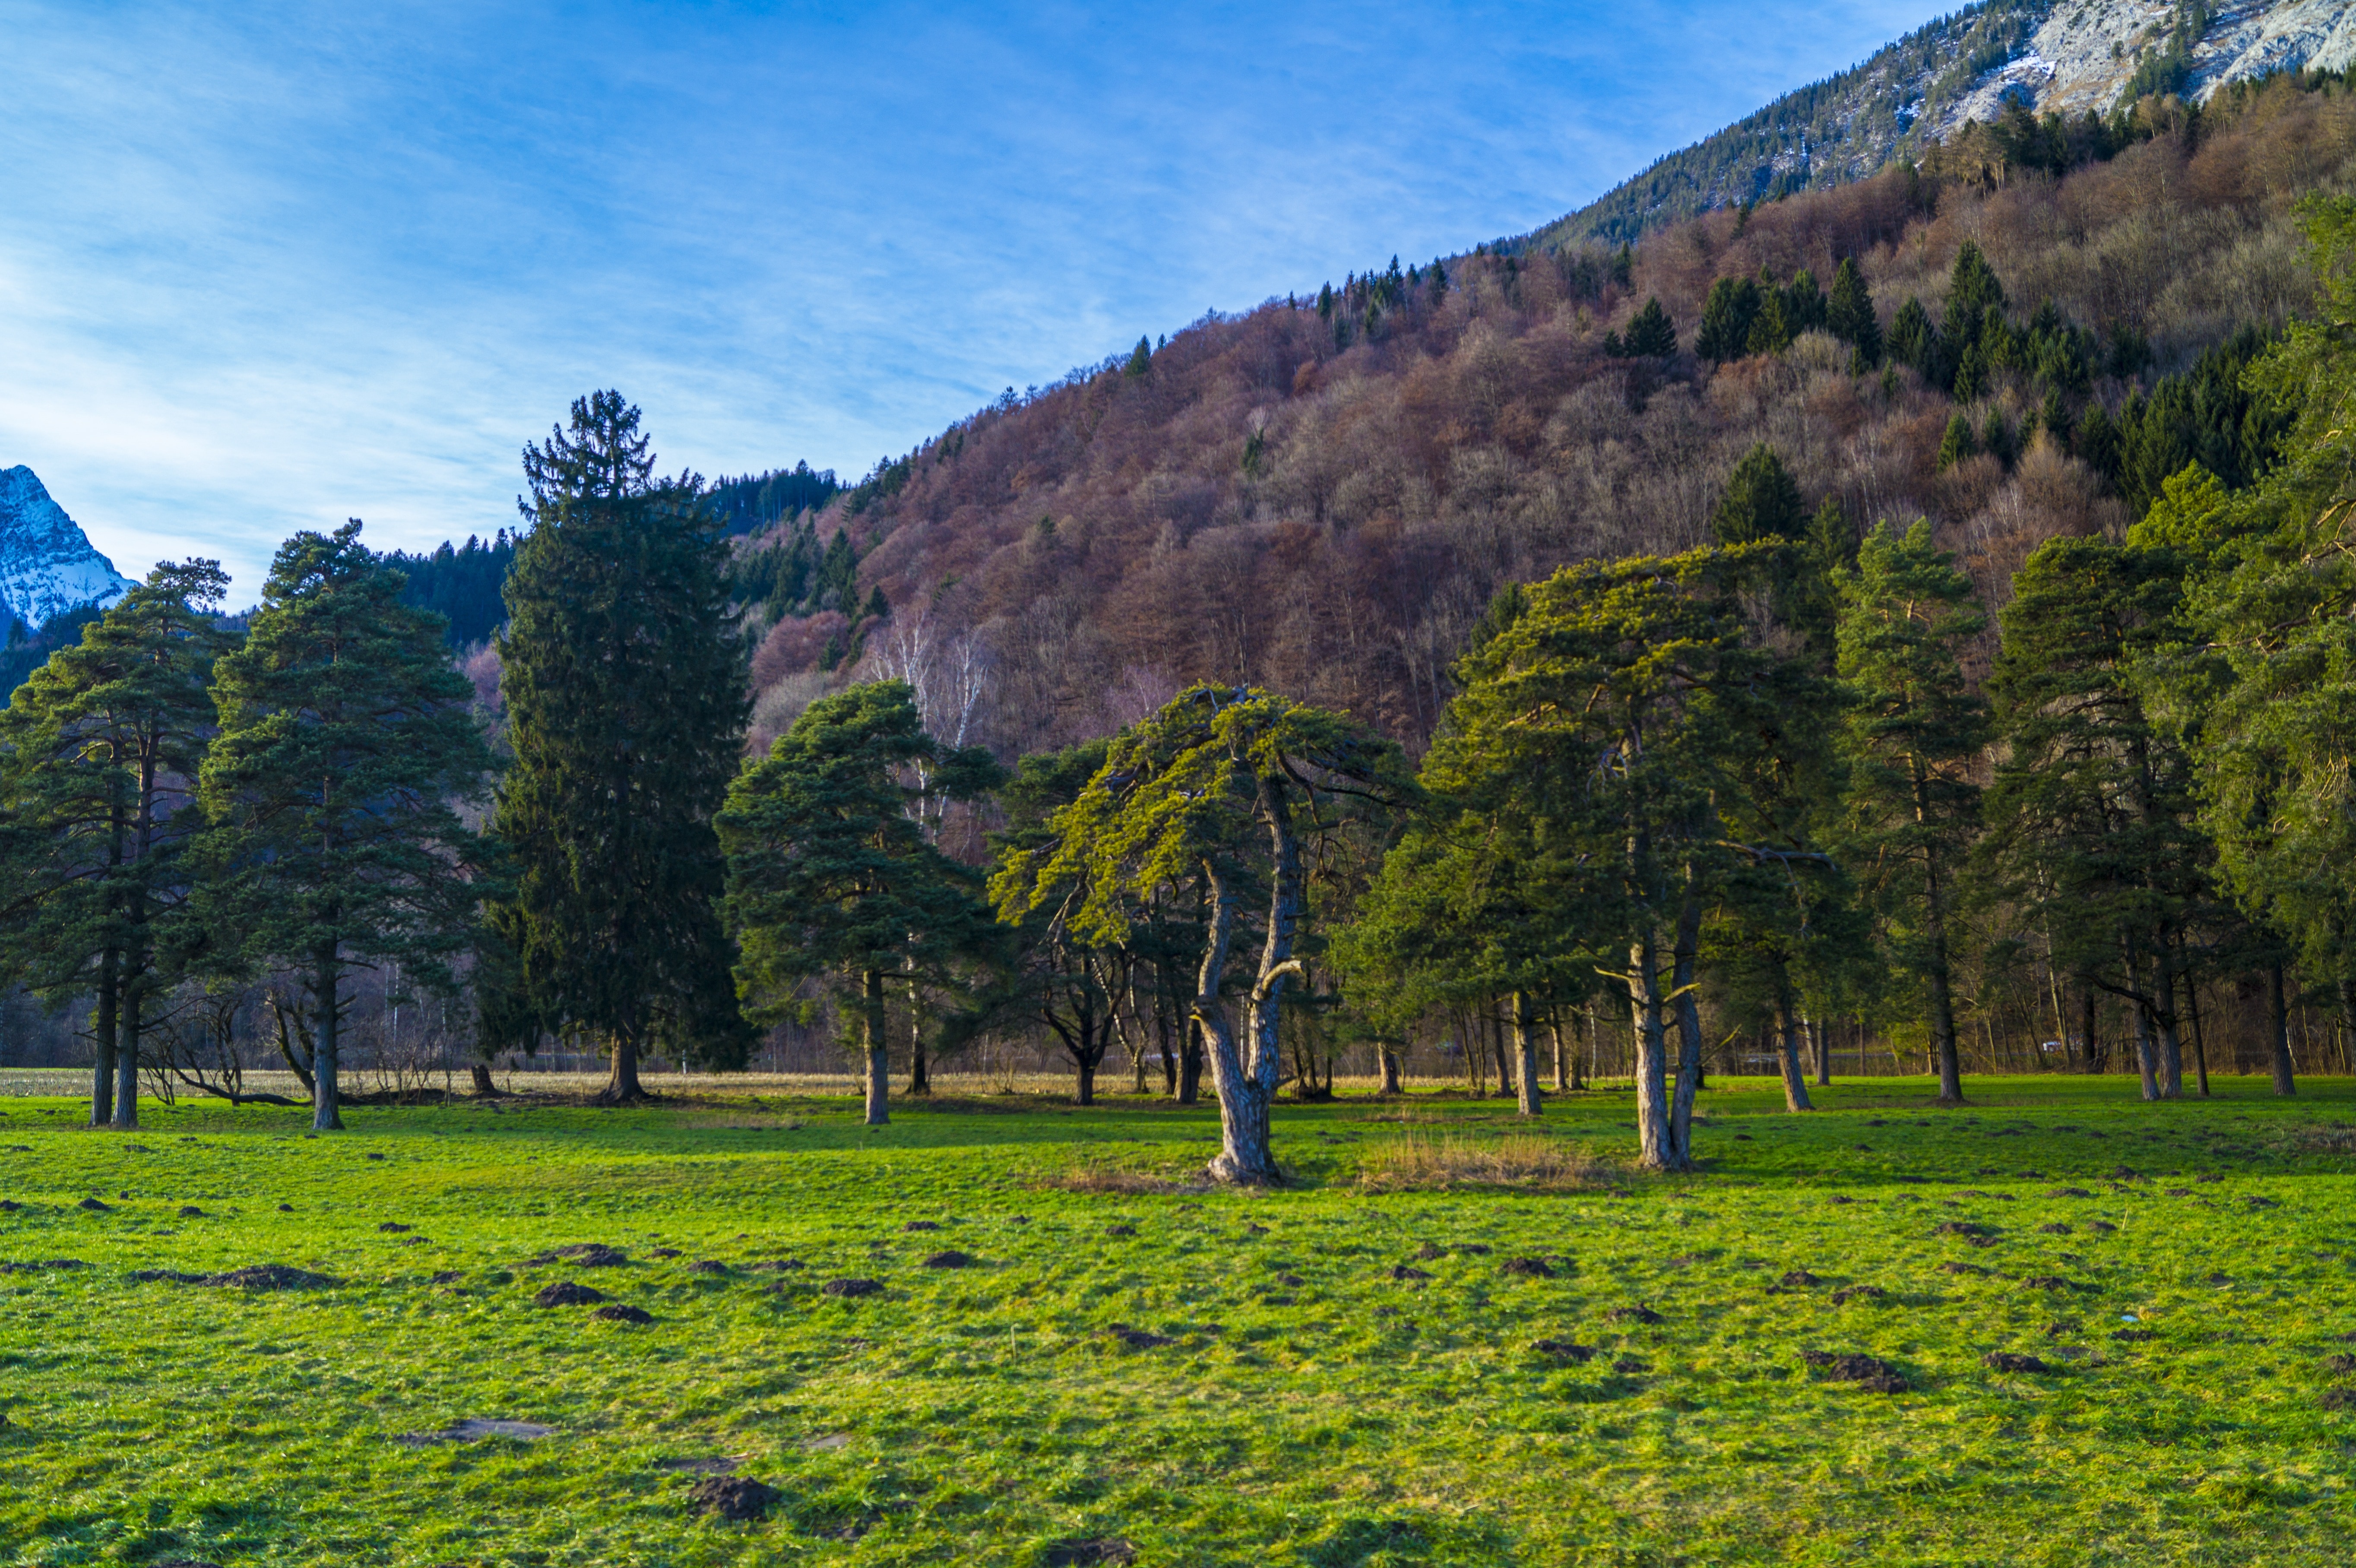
[{"x1": 0, "y1": 0, "x2": 1937, "y2": 594}]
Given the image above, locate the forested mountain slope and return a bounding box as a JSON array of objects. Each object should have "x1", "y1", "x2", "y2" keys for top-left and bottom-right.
[
  {"x1": 739, "y1": 75, "x2": 2356, "y2": 760},
  {"x1": 1535, "y1": 0, "x2": 2356, "y2": 245}
]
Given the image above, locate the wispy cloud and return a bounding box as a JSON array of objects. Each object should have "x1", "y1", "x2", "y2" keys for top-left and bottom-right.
[{"x1": 0, "y1": 0, "x2": 1935, "y2": 593}]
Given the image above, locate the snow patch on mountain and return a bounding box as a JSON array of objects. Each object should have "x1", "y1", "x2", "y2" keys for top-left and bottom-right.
[
  {"x1": 0, "y1": 467, "x2": 135, "y2": 630},
  {"x1": 1936, "y1": 0, "x2": 2356, "y2": 133}
]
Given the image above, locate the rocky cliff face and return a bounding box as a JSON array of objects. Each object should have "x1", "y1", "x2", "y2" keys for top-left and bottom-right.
[
  {"x1": 0, "y1": 467, "x2": 134, "y2": 630},
  {"x1": 1539, "y1": 0, "x2": 2356, "y2": 245}
]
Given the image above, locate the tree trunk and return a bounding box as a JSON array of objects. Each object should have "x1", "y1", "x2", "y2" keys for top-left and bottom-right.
[
  {"x1": 2183, "y1": 969, "x2": 2210, "y2": 1097},
  {"x1": 861, "y1": 967, "x2": 889, "y2": 1126},
  {"x1": 1810, "y1": 1017, "x2": 1830, "y2": 1087},
  {"x1": 91, "y1": 947, "x2": 118, "y2": 1129},
  {"x1": 2151, "y1": 935, "x2": 2185, "y2": 1099},
  {"x1": 906, "y1": 976, "x2": 930, "y2": 1095},
  {"x1": 469, "y1": 1062, "x2": 499, "y2": 1096},
  {"x1": 1924, "y1": 862, "x2": 1964, "y2": 1104},
  {"x1": 1776, "y1": 981, "x2": 1813, "y2": 1112},
  {"x1": 1077, "y1": 1054, "x2": 1096, "y2": 1106},
  {"x1": 2080, "y1": 978, "x2": 2103, "y2": 1074},
  {"x1": 1667, "y1": 879, "x2": 1705, "y2": 1162},
  {"x1": 1378, "y1": 1040, "x2": 1403, "y2": 1095},
  {"x1": 2268, "y1": 962, "x2": 2296, "y2": 1096},
  {"x1": 114, "y1": 970, "x2": 139, "y2": 1130},
  {"x1": 1629, "y1": 923, "x2": 1682, "y2": 1171},
  {"x1": 1492, "y1": 1004, "x2": 1517, "y2": 1100},
  {"x1": 1178, "y1": 1034, "x2": 1203, "y2": 1104},
  {"x1": 1512, "y1": 990, "x2": 1543, "y2": 1118},
  {"x1": 2122, "y1": 934, "x2": 2160, "y2": 1101},
  {"x1": 1200, "y1": 784, "x2": 1298, "y2": 1186},
  {"x1": 313, "y1": 942, "x2": 345, "y2": 1131}
]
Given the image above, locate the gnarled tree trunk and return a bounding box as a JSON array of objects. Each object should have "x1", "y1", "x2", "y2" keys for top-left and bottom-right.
[{"x1": 1198, "y1": 776, "x2": 1305, "y2": 1185}]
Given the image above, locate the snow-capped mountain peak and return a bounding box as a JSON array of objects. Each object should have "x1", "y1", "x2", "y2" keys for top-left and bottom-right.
[{"x1": 0, "y1": 467, "x2": 135, "y2": 630}]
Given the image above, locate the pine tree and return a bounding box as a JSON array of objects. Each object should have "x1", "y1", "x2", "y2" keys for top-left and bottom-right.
[
  {"x1": 1833, "y1": 521, "x2": 1987, "y2": 1104},
  {"x1": 0, "y1": 561, "x2": 230, "y2": 1128},
  {"x1": 1887, "y1": 297, "x2": 1943, "y2": 383},
  {"x1": 723, "y1": 682, "x2": 1002, "y2": 1125},
  {"x1": 1982, "y1": 537, "x2": 2203, "y2": 1100},
  {"x1": 1125, "y1": 335, "x2": 1153, "y2": 377},
  {"x1": 994, "y1": 686, "x2": 1412, "y2": 1182},
  {"x1": 1943, "y1": 240, "x2": 2008, "y2": 351},
  {"x1": 1783, "y1": 269, "x2": 1827, "y2": 335},
  {"x1": 1624, "y1": 297, "x2": 1678, "y2": 358},
  {"x1": 1695, "y1": 276, "x2": 1763, "y2": 364},
  {"x1": 1826, "y1": 258, "x2": 1882, "y2": 365},
  {"x1": 1711, "y1": 445, "x2": 1807, "y2": 545},
  {"x1": 482, "y1": 392, "x2": 752, "y2": 1104},
  {"x1": 200, "y1": 525, "x2": 495, "y2": 1131},
  {"x1": 1938, "y1": 412, "x2": 1980, "y2": 469}
]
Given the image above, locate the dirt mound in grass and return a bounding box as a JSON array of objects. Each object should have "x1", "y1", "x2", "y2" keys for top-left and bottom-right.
[
  {"x1": 76, "y1": 1198, "x2": 111, "y2": 1212},
  {"x1": 688, "y1": 1260, "x2": 730, "y2": 1276},
  {"x1": 687, "y1": 1474, "x2": 780, "y2": 1521},
  {"x1": 1105, "y1": 1224, "x2": 1137, "y2": 1238},
  {"x1": 1802, "y1": 1350, "x2": 1909, "y2": 1392},
  {"x1": 378, "y1": 1222, "x2": 412, "y2": 1233},
  {"x1": 1939, "y1": 1261, "x2": 1992, "y2": 1276},
  {"x1": 1533, "y1": 1339, "x2": 1596, "y2": 1361},
  {"x1": 1934, "y1": 1221, "x2": 1994, "y2": 1239},
  {"x1": 1106, "y1": 1325, "x2": 1175, "y2": 1350},
  {"x1": 2046, "y1": 1188, "x2": 2092, "y2": 1198},
  {"x1": 0, "y1": 1258, "x2": 86, "y2": 1273},
  {"x1": 2112, "y1": 1327, "x2": 2156, "y2": 1342},
  {"x1": 922, "y1": 1250, "x2": 977, "y2": 1269},
  {"x1": 2324, "y1": 1353, "x2": 2356, "y2": 1375},
  {"x1": 747, "y1": 1258, "x2": 805, "y2": 1273},
  {"x1": 1045, "y1": 1539, "x2": 1135, "y2": 1566},
  {"x1": 2321, "y1": 1388, "x2": 2356, "y2": 1411},
  {"x1": 593, "y1": 1303, "x2": 654, "y2": 1324},
  {"x1": 2019, "y1": 1275, "x2": 2078, "y2": 1291},
  {"x1": 130, "y1": 1270, "x2": 206, "y2": 1284},
  {"x1": 2038, "y1": 1223, "x2": 2072, "y2": 1234},
  {"x1": 1501, "y1": 1257, "x2": 1555, "y2": 1278},
  {"x1": 1984, "y1": 1352, "x2": 2053, "y2": 1373},
  {"x1": 1779, "y1": 1270, "x2": 1821, "y2": 1288},
  {"x1": 1388, "y1": 1265, "x2": 1433, "y2": 1282},
  {"x1": 1609, "y1": 1305, "x2": 1665, "y2": 1325},
  {"x1": 902, "y1": 1220, "x2": 940, "y2": 1232},
  {"x1": 429, "y1": 1271, "x2": 465, "y2": 1284},
  {"x1": 1831, "y1": 1285, "x2": 1887, "y2": 1304},
  {"x1": 532, "y1": 1280, "x2": 607, "y2": 1307},
  {"x1": 528, "y1": 1243, "x2": 628, "y2": 1268},
  {"x1": 820, "y1": 1277, "x2": 882, "y2": 1298},
  {"x1": 204, "y1": 1265, "x2": 341, "y2": 1290},
  {"x1": 177, "y1": 1207, "x2": 204, "y2": 1218}
]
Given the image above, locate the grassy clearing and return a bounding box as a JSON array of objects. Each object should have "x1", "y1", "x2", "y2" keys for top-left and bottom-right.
[{"x1": 2, "y1": 1074, "x2": 2354, "y2": 1565}]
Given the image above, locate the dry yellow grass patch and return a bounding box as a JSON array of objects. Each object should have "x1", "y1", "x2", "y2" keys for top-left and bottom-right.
[{"x1": 1356, "y1": 1131, "x2": 1617, "y2": 1192}]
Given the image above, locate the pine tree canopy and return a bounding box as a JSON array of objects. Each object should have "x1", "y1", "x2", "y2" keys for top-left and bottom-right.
[
  {"x1": 0, "y1": 559, "x2": 230, "y2": 1126},
  {"x1": 484, "y1": 393, "x2": 752, "y2": 1100},
  {"x1": 1624, "y1": 297, "x2": 1678, "y2": 358},
  {"x1": 199, "y1": 523, "x2": 496, "y2": 1130},
  {"x1": 1826, "y1": 257, "x2": 1881, "y2": 364},
  {"x1": 1711, "y1": 444, "x2": 1807, "y2": 545}
]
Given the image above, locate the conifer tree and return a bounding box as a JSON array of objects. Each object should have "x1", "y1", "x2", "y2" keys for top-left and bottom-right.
[
  {"x1": 994, "y1": 686, "x2": 1411, "y2": 1182},
  {"x1": 1943, "y1": 240, "x2": 2008, "y2": 351},
  {"x1": 1938, "y1": 412, "x2": 1980, "y2": 469},
  {"x1": 1746, "y1": 288, "x2": 1794, "y2": 355},
  {"x1": 1711, "y1": 444, "x2": 1807, "y2": 545},
  {"x1": 1624, "y1": 296, "x2": 1678, "y2": 358},
  {"x1": 1887, "y1": 297, "x2": 1941, "y2": 382},
  {"x1": 1826, "y1": 257, "x2": 1882, "y2": 365},
  {"x1": 1695, "y1": 277, "x2": 1763, "y2": 364},
  {"x1": 1125, "y1": 336, "x2": 1153, "y2": 377},
  {"x1": 200, "y1": 525, "x2": 495, "y2": 1131},
  {"x1": 0, "y1": 560, "x2": 229, "y2": 1128},
  {"x1": 482, "y1": 392, "x2": 752, "y2": 1103},
  {"x1": 1834, "y1": 521, "x2": 1987, "y2": 1104},
  {"x1": 723, "y1": 682, "x2": 1001, "y2": 1125}
]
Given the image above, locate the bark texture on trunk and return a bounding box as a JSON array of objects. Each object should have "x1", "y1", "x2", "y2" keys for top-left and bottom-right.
[
  {"x1": 1667, "y1": 882, "x2": 1704, "y2": 1163},
  {"x1": 2151, "y1": 937, "x2": 2185, "y2": 1099},
  {"x1": 469, "y1": 1062, "x2": 499, "y2": 1096},
  {"x1": 861, "y1": 967, "x2": 889, "y2": 1126},
  {"x1": 2269, "y1": 962, "x2": 2296, "y2": 1096},
  {"x1": 1776, "y1": 984, "x2": 1813, "y2": 1112},
  {"x1": 1199, "y1": 785, "x2": 1301, "y2": 1186},
  {"x1": 906, "y1": 977, "x2": 930, "y2": 1095},
  {"x1": 2123, "y1": 936, "x2": 2160, "y2": 1101},
  {"x1": 1378, "y1": 1042, "x2": 1403, "y2": 1095},
  {"x1": 1512, "y1": 990, "x2": 1543, "y2": 1118},
  {"x1": 313, "y1": 943, "x2": 345, "y2": 1132},
  {"x1": 91, "y1": 950, "x2": 118, "y2": 1130},
  {"x1": 114, "y1": 987, "x2": 139, "y2": 1130},
  {"x1": 1629, "y1": 925, "x2": 1682, "y2": 1170},
  {"x1": 2080, "y1": 979, "x2": 2102, "y2": 1074},
  {"x1": 1811, "y1": 1017, "x2": 1831, "y2": 1087}
]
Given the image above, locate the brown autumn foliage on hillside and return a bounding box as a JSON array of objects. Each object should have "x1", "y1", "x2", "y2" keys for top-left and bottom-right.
[{"x1": 745, "y1": 77, "x2": 2356, "y2": 759}]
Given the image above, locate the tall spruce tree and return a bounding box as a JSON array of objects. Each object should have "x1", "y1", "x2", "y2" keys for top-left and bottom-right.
[
  {"x1": 1711, "y1": 445, "x2": 1807, "y2": 545},
  {"x1": 722, "y1": 682, "x2": 1002, "y2": 1125},
  {"x1": 1694, "y1": 276, "x2": 1763, "y2": 364},
  {"x1": 1834, "y1": 521, "x2": 1987, "y2": 1104},
  {"x1": 200, "y1": 525, "x2": 494, "y2": 1131},
  {"x1": 0, "y1": 561, "x2": 229, "y2": 1128},
  {"x1": 482, "y1": 392, "x2": 752, "y2": 1102},
  {"x1": 1624, "y1": 297, "x2": 1678, "y2": 358},
  {"x1": 1826, "y1": 258, "x2": 1882, "y2": 365}
]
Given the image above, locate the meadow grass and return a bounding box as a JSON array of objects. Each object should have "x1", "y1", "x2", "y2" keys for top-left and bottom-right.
[{"x1": 2, "y1": 1072, "x2": 2353, "y2": 1565}]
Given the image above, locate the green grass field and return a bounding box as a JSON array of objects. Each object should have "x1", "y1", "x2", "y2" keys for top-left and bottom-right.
[{"x1": 3, "y1": 1074, "x2": 2354, "y2": 1567}]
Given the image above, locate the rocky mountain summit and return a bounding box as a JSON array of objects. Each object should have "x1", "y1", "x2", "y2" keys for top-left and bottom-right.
[
  {"x1": 1539, "y1": 0, "x2": 2356, "y2": 244},
  {"x1": 0, "y1": 466, "x2": 133, "y2": 630}
]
